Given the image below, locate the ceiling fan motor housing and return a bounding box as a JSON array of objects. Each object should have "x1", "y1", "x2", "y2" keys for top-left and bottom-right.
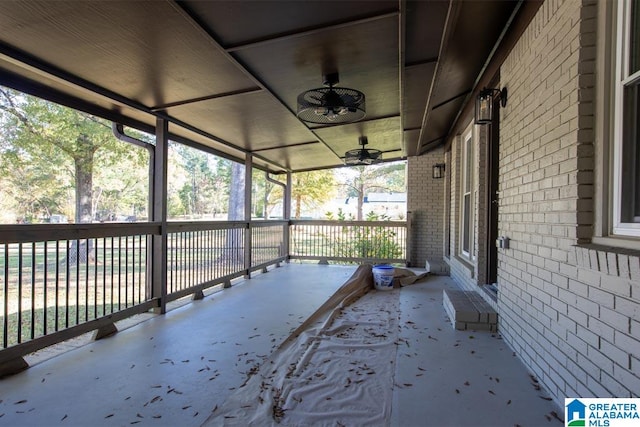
[{"x1": 297, "y1": 73, "x2": 366, "y2": 124}]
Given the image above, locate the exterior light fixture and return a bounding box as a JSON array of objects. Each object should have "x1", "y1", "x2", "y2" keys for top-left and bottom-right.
[
  {"x1": 474, "y1": 87, "x2": 507, "y2": 125},
  {"x1": 432, "y1": 163, "x2": 446, "y2": 179}
]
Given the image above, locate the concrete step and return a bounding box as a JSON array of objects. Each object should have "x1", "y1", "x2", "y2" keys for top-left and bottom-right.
[{"x1": 443, "y1": 289, "x2": 498, "y2": 332}]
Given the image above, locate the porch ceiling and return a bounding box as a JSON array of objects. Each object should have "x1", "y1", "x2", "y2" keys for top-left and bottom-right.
[{"x1": 0, "y1": 0, "x2": 518, "y2": 173}]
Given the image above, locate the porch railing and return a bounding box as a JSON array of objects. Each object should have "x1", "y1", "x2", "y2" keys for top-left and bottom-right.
[
  {"x1": 0, "y1": 219, "x2": 404, "y2": 369},
  {"x1": 289, "y1": 220, "x2": 408, "y2": 265}
]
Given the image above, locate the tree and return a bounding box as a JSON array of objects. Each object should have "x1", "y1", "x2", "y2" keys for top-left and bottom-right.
[
  {"x1": 289, "y1": 170, "x2": 336, "y2": 219},
  {"x1": 336, "y1": 162, "x2": 406, "y2": 220},
  {"x1": 0, "y1": 86, "x2": 137, "y2": 223},
  {"x1": 228, "y1": 162, "x2": 245, "y2": 221}
]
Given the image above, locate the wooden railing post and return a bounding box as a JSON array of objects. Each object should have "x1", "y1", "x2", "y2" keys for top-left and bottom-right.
[
  {"x1": 284, "y1": 172, "x2": 292, "y2": 261},
  {"x1": 406, "y1": 211, "x2": 413, "y2": 267},
  {"x1": 244, "y1": 154, "x2": 252, "y2": 278},
  {"x1": 152, "y1": 117, "x2": 168, "y2": 313}
]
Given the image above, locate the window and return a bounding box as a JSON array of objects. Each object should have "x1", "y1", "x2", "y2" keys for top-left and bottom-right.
[
  {"x1": 613, "y1": 0, "x2": 640, "y2": 236},
  {"x1": 460, "y1": 127, "x2": 475, "y2": 258}
]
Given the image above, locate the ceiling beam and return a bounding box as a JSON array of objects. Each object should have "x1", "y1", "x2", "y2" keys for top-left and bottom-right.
[
  {"x1": 414, "y1": 0, "x2": 458, "y2": 156},
  {"x1": 251, "y1": 140, "x2": 320, "y2": 153},
  {"x1": 445, "y1": 0, "x2": 542, "y2": 150},
  {"x1": 150, "y1": 87, "x2": 262, "y2": 111},
  {"x1": 172, "y1": 0, "x2": 346, "y2": 164},
  {"x1": 224, "y1": 10, "x2": 399, "y2": 53},
  {"x1": 399, "y1": 0, "x2": 407, "y2": 157},
  {"x1": 430, "y1": 89, "x2": 471, "y2": 111},
  {"x1": 405, "y1": 58, "x2": 439, "y2": 69}
]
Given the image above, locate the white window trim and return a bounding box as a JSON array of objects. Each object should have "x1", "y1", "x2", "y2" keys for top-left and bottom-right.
[
  {"x1": 460, "y1": 125, "x2": 476, "y2": 260},
  {"x1": 612, "y1": 0, "x2": 640, "y2": 236}
]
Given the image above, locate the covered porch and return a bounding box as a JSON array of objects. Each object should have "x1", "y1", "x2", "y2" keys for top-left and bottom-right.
[{"x1": 0, "y1": 263, "x2": 561, "y2": 426}]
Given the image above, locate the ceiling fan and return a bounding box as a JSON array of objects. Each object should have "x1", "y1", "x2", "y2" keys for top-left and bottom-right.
[
  {"x1": 296, "y1": 72, "x2": 366, "y2": 125},
  {"x1": 344, "y1": 136, "x2": 382, "y2": 166}
]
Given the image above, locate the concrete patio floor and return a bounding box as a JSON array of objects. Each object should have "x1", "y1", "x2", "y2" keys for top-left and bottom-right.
[{"x1": 0, "y1": 263, "x2": 562, "y2": 426}]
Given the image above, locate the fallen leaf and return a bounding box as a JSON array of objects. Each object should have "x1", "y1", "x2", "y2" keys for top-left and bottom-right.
[
  {"x1": 550, "y1": 411, "x2": 563, "y2": 422},
  {"x1": 507, "y1": 400, "x2": 512, "y2": 405},
  {"x1": 455, "y1": 389, "x2": 460, "y2": 394}
]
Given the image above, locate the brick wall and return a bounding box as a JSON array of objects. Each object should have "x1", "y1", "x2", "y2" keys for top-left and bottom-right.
[
  {"x1": 498, "y1": 0, "x2": 639, "y2": 402},
  {"x1": 407, "y1": 148, "x2": 445, "y2": 268}
]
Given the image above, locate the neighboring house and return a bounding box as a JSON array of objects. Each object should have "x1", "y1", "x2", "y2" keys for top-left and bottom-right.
[{"x1": 409, "y1": 0, "x2": 639, "y2": 402}]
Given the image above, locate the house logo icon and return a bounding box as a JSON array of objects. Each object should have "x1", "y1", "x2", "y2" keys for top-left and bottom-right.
[{"x1": 566, "y1": 399, "x2": 586, "y2": 426}]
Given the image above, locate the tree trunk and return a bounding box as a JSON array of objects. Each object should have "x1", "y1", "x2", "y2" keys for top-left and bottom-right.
[
  {"x1": 228, "y1": 162, "x2": 245, "y2": 221},
  {"x1": 224, "y1": 162, "x2": 245, "y2": 266},
  {"x1": 295, "y1": 194, "x2": 302, "y2": 219},
  {"x1": 356, "y1": 183, "x2": 364, "y2": 221},
  {"x1": 70, "y1": 134, "x2": 95, "y2": 263},
  {"x1": 75, "y1": 134, "x2": 94, "y2": 223}
]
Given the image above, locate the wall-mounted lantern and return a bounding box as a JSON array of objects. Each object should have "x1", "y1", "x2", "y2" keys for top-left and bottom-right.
[
  {"x1": 432, "y1": 163, "x2": 446, "y2": 179},
  {"x1": 474, "y1": 87, "x2": 507, "y2": 125}
]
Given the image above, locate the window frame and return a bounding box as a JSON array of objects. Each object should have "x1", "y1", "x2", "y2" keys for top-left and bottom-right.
[
  {"x1": 460, "y1": 125, "x2": 476, "y2": 260},
  {"x1": 612, "y1": 0, "x2": 640, "y2": 237}
]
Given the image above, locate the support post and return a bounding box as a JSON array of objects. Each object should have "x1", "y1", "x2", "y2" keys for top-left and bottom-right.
[
  {"x1": 405, "y1": 210, "x2": 412, "y2": 267},
  {"x1": 284, "y1": 172, "x2": 292, "y2": 261},
  {"x1": 152, "y1": 117, "x2": 169, "y2": 314},
  {"x1": 244, "y1": 154, "x2": 253, "y2": 278}
]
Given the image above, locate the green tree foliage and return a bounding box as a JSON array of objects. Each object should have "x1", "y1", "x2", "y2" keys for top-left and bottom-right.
[
  {"x1": 291, "y1": 170, "x2": 336, "y2": 219},
  {"x1": 0, "y1": 86, "x2": 149, "y2": 223},
  {"x1": 166, "y1": 143, "x2": 231, "y2": 220},
  {"x1": 336, "y1": 161, "x2": 406, "y2": 220}
]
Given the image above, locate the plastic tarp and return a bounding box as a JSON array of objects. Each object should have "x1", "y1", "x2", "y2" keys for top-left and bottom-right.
[{"x1": 203, "y1": 265, "x2": 427, "y2": 426}]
